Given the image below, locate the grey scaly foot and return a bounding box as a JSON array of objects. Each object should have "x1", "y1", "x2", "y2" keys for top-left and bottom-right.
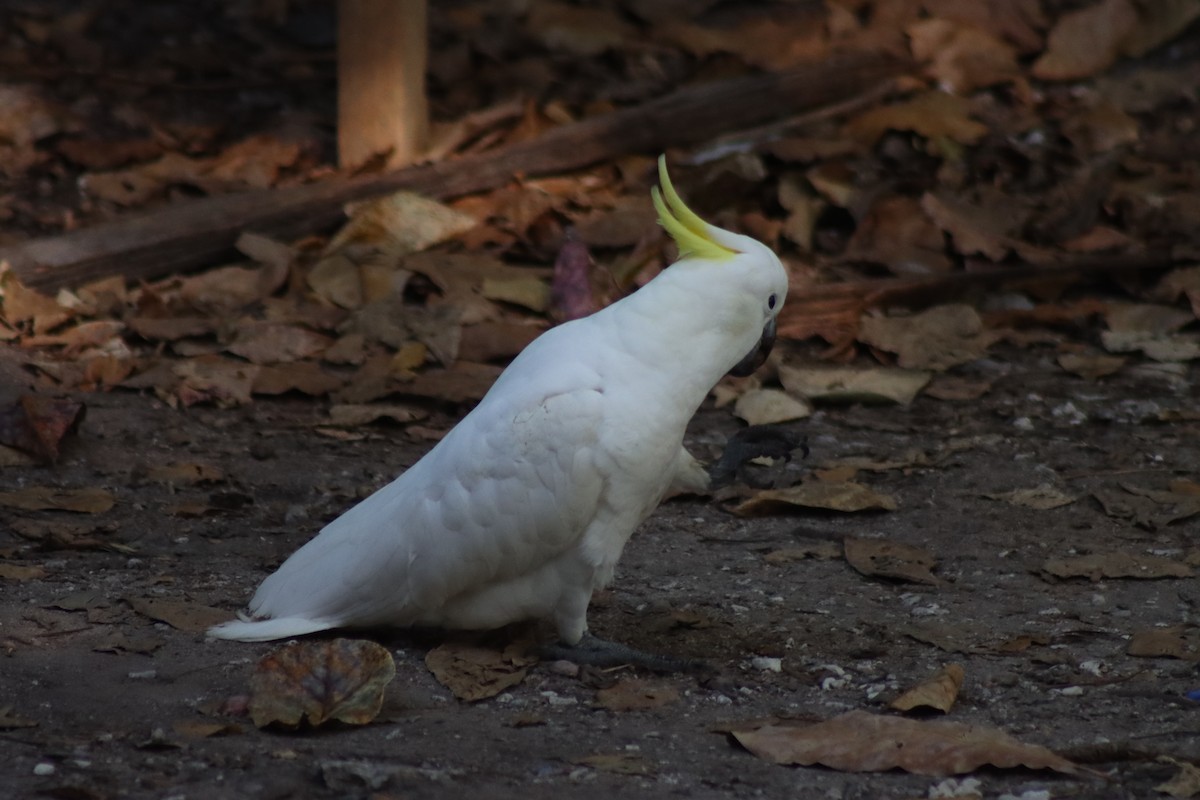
[{"x1": 707, "y1": 425, "x2": 808, "y2": 488}]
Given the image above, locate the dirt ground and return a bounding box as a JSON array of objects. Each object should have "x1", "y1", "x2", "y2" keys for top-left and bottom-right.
[{"x1": 2, "y1": 344, "x2": 1198, "y2": 800}]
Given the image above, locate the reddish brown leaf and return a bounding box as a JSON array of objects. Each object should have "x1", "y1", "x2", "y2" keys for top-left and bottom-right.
[
  {"x1": 0, "y1": 395, "x2": 84, "y2": 462},
  {"x1": 249, "y1": 638, "x2": 396, "y2": 728},
  {"x1": 844, "y1": 536, "x2": 941, "y2": 585}
]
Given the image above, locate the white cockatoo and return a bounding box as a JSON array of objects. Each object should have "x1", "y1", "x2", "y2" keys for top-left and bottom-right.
[{"x1": 209, "y1": 156, "x2": 788, "y2": 654}]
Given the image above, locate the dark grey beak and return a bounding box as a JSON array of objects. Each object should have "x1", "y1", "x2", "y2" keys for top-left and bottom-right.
[{"x1": 729, "y1": 317, "x2": 777, "y2": 377}]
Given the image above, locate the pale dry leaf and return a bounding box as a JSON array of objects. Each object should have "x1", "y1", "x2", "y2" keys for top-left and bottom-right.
[
  {"x1": 859, "y1": 305, "x2": 998, "y2": 371},
  {"x1": 328, "y1": 191, "x2": 477, "y2": 260},
  {"x1": 249, "y1": 638, "x2": 396, "y2": 728},
  {"x1": 890, "y1": 663, "x2": 965, "y2": 713},
  {"x1": 907, "y1": 18, "x2": 1021, "y2": 94},
  {"x1": 0, "y1": 705, "x2": 38, "y2": 730},
  {"x1": 778, "y1": 364, "x2": 930, "y2": 405},
  {"x1": 480, "y1": 276, "x2": 550, "y2": 313},
  {"x1": 252, "y1": 362, "x2": 346, "y2": 397},
  {"x1": 733, "y1": 710, "x2": 1080, "y2": 775},
  {"x1": 226, "y1": 322, "x2": 332, "y2": 365},
  {"x1": 986, "y1": 484, "x2": 1077, "y2": 510},
  {"x1": 173, "y1": 356, "x2": 258, "y2": 408},
  {"x1": 425, "y1": 640, "x2": 534, "y2": 702},
  {"x1": 574, "y1": 752, "x2": 652, "y2": 776},
  {"x1": 735, "y1": 482, "x2": 898, "y2": 516},
  {"x1": 733, "y1": 388, "x2": 811, "y2": 426},
  {"x1": 844, "y1": 536, "x2": 940, "y2": 586},
  {"x1": 1043, "y1": 552, "x2": 1193, "y2": 581},
  {"x1": 594, "y1": 679, "x2": 680, "y2": 712}
]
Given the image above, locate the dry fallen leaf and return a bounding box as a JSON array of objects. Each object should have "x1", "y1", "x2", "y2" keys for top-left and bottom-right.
[
  {"x1": 0, "y1": 563, "x2": 47, "y2": 581},
  {"x1": 733, "y1": 388, "x2": 811, "y2": 425},
  {"x1": 735, "y1": 482, "x2": 898, "y2": 516},
  {"x1": 249, "y1": 638, "x2": 396, "y2": 728},
  {"x1": 1156, "y1": 756, "x2": 1200, "y2": 798},
  {"x1": 126, "y1": 597, "x2": 233, "y2": 633},
  {"x1": 1043, "y1": 553, "x2": 1193, "y2": 581},
  {"x1": 425, "y1": 639, "x2": 535, "y2": 702},
  {"x1": 574, "y1": 752, "x2": 653, "y2": 776},
  {"x1": 890, "y1": 663, "x2": 964, "y2": 713},
  {"x1": 778, "y1": 364, "x2": 930, "y2": 406},
  {"x1": 986, "y1": 484, "x2": 1077, "y2": 510},
  {"x1": 327, "y1": 403, "x2": 428, "y2": 428},
  {"x1": 844, "y1": 536, "x2": 940, "y2": 586},
  {"x1": 844, "y1": 91, "x2": 988, "y2": 146},
  {"x1": 859, "y1": 305, "x2": 998, "y2": 371},
  {"x1": 0, "y1": 486, "x2": 114, "y2": 514},
  {"x1": 733, "y1": 711, "x2": 1081, "y2": 776},
  {"x1": 1057, "y1": 352, "x2": 1126, "y2": 380},
  {"x1": 594, "y1": 679, "x2": 680, "y2": 712},
  {"x1": 0, "y1": 395, "x2": 85, "y2": 462},
  {"x1": 1126, "y1": 627, "x2": 1200, "y2": 660},
  {"x1": 1032, "y1": 0, "x2": 1138, "y2": 81},
  {"x1": 0, "y1": 705, "x2": 38, "y2": 730}
]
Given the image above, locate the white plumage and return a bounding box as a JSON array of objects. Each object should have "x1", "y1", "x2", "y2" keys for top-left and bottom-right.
[{"x1": 209, "y1": 157, "x2": 788, "y2": 644}]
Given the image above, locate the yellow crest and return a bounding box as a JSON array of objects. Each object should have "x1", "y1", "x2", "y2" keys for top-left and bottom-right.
[{"x1": 651, "y1": 156, "x2": 737, "y2": 262}]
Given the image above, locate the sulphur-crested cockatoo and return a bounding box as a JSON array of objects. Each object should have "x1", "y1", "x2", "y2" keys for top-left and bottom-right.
[{"x1": 209, "y1": 156, "x2": 788, "y2": 654}]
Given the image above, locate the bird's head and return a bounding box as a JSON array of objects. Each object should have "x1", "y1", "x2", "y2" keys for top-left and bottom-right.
[{"x1": 651, "y1": 156, "x2": 788, "y2": 377}]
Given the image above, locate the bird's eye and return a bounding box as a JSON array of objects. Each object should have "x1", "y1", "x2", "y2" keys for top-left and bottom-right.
[{"x1": 768, "y1": 293, "x2": 777, "y2": 310}]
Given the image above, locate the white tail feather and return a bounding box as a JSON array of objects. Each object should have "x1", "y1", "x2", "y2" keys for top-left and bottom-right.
[{"x1": 206, "y1": 615, "x2": 336, "y2": 642}]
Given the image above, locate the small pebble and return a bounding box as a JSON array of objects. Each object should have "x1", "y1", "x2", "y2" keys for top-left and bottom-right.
[
  {"x1": 127, "y1": 670, "x2": 157, "y2": 680},
  {"x1": 750, "y1": 656, "x2": 782, "y2": 673},
  {"x1": 33, "y1": 763, "x2": 55, "y2": 776}
]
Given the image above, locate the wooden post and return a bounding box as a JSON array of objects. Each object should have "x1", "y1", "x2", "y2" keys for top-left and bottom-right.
[{"x1": 337, "y1": 0, "x2": 429, "y2": 169}]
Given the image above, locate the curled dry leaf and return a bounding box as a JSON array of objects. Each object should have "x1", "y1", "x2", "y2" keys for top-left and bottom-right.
[
  {"x1": 594, "y1": 679, "x2": 680, "y2": 712},
  {"x1": 0, "y1": 563, "x2": 47, "y2": 581},
  {"x1": 733, "y1": 710, "x2": 1082, "y2": 776},
  {"x1": 1043, "y1": 553, "x2": 1193, "y2": 581},
  {"x1": 844, "y1": 536, "x2": 940, "y2": 586},
  {"x1": 327, "y1": 403, "x2": 428, "y2": 428},
  {"x1": 1032, "y1": 0, "x2": 1138, "y2": 81},
  {"x1": 425, "y1": 639, "x2": 535, "y2": 702},
  {"x1": 249, "y1": 638, "x2": 396, "y2": 728},
  {"x1": 890, "y1": 663, "x2": 965, "y2": 713},
  {"x1": 844, "y1": 91, "x2": 988, "y2": 147},
  {"x1": 1057, "y1": 352, "x2": 1126, "y2": 380},
  {"x1": 735, "y1": 482, "x2": 898, "y2": 516},
  {"x1": 0, "y1": 486, "x2": 114, "y2": 514}
]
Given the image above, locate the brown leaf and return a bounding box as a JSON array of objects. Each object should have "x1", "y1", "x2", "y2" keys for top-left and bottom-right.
[
  {"x1": 227, "y1": 322, "x2": 332, "y2": 365},
  {"x1": 1032, "y1": 0, "x2": 1138, "y2": 81},
  {"x1": 250, "y1": 638, "x2": 396, "y2": 728},
  {"x1": 735, "y1": 482, "x2": 898, "y2": 516},
  {"x1": 1043, "y1": 553, "x2": 1193, "y2": 581},
  {"x1": 1126, "y1": 627, "x2": 1200, "y2": 660},
  {"x1": 844, "y1": 91, "x2": 988, "y2": 146},
  {"x1": 1, "y1": 274, "x2": 72, "y2": 334},
  {"x1": 480, "y1": 276, "x2": 550, "y2": 313},
  {"x1": 172, "y1": 719, "x2": 242, "y2": 739},
  {"x1": 127, "y1": 316, "x2": 218, "y2": 341},
  {"x1": 908, "y1": 18, "x2": 1020, "y2": 94},
  {"x1": 458, "y1": 322, "x2": 544, "y2": 363},
  {"x1": 0, "y1": 486, "x2": 114, "y2": 514},
  {"x1": 733, "y1": 710, "x2": 1081, "y2": 776},
  {"x1": 0, "y1": 395, "x2": 84, "y2": 462},
  {"x1": 859, "y1": 305, "x2": 998, "y2": 371},
  {"x1": 145, "y1": 462, "x2": 224, "y2": 485},
  {"x1": 0, "y1": 563, "x2": 47, "y2": 581},
  {"x1": 594, "y1": 679, "x2": 680, "y2": 712},
  {"x1": 403, "y1": 362, "x2": 504, "y2": 404},
  {"x1": 10, "y1": 518, "x2": 131, "y2": 553},
  {"x1": 890, "y1": 664, "x2": 964, "y2": 713},
  {"x1": 326, "y1": 403, "x2": 428, "y2": 427},
  {"x1": 125, "y1": 597, "x2": 232, "y2": 633},
  {"x1": 252, "y1": 362, "x2": 346, "y2": 397},
  {"x1": 528, "y1": 0, "x2": 639, "y2": 56},
  {"x1": 173, "y1": 355, "x2": 258, "y2": 408},
  {"x1": 844, "y1": 536, "x2": 940, "y2": 585},
  {"x1": 425, "y1": 640, "x2": 533, "y2": 702}
]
